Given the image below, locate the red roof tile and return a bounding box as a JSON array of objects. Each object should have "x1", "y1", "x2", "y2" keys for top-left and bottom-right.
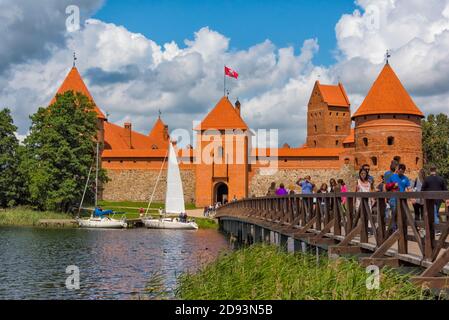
[
  {"x1": 317, "y1": 82, "x2": 350, "y2": 107},
  {"x1": 51, "y1": 67, "x2": 106, "y2": 120},
  {"x1": 195, "y1": 96, "x2": 248, "y2": 130},
  {"x1": 352, "y1": 64, "x2": 424, "y2": 119}
]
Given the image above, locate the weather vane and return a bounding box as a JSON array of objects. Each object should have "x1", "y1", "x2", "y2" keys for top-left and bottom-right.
[
  {"x1": 385, "y1": 49, "x2": 391, "y2": 64},
  {"x1": 73, "y1": 51, "x2": 77, "y2": 67},
  {"x1": 158, "y1": 109, "x2": 162, "y2": 118}
]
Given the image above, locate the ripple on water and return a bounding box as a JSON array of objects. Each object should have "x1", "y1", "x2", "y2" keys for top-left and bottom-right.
[{"x1": 0, "y1": 227, "x2": 228, "y2": 299}]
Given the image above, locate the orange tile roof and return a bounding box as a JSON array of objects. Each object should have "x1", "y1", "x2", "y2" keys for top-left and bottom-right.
[
  {"x1": 104, "y1": 122, "x2": 156, "y2": 150},
  {"x1": 352, "y1": 63, "x2": 424, "y2": 119},
  {"x1": 317, "y1": 82, "x2": 350, "y2": 107},
  {"x1": 252, "y1": 147, "x2": 345, "y2": 158},
  {"x1": 148, "y1": 117, "x2": 169, "y2": 150},
  {"x1": 195, "y1": 96, "x2": 248, "y2": 130},
  {"x1": 51, "y1": 67, "x2": 106, "y2": 120},
  {"x1": 343, "y1": 129, "x2": 355, "y2": 144}
]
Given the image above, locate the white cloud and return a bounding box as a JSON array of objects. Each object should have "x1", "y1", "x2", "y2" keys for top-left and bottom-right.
[{"x1": 2, "y1": 0, "x2": 449, "y2": 147}]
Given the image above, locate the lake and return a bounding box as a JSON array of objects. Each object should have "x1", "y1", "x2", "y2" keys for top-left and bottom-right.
[{"x1": 0, "y1": 227, "x2": 228, "y2": 300}]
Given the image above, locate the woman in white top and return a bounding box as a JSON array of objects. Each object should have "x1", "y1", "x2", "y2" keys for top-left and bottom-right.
[{"x1": 355, "y1": 169, "x2": 373, "y2": 211}]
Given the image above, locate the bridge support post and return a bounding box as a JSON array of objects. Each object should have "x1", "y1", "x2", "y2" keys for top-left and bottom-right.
[
  {"x1": 280, "y1": 234, "x2": 288, "y2": 251},
  {"x1": 254, "y1": 225, "x2": 262, "y2": 243},
  {"x1": 263, "y1": 228, "x2": 271, "y2": 243},
  {"x1": 293, "y1": 239, "x2": 308, "y2": 253}
]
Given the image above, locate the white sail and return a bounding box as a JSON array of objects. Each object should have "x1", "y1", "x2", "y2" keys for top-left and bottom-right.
[{"x1": 165, "y1": 143, "x2": 185, "y2": 214}]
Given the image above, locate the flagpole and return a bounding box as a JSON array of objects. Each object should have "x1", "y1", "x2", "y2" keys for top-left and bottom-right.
[{"x1": 223, "y1": 65, "x2": 226, "y2": 97}]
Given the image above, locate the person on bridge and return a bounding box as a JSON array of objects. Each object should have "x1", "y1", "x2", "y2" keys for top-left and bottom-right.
[
  {"x1": 267, "y1": 182, "x2": 276, "y2": 196},
  {"x1": 296, "y1": 176, "x2": 315, "y2": 194},
  {"x1": 422, "y1": 166, "x2": 447, "y2": 226},
  {"x1": 276, "y1": 183, "x2": 288, "y2": 196}
]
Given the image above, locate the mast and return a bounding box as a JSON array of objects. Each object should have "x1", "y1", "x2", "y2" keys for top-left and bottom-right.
[{"x1": 95, "y1": 140, "x2": 99, "y2": 207}]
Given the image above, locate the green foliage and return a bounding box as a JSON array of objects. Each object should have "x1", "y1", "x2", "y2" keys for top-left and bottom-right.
[
  {"x1": 0, "y1": 108, "x2": 25, "y2": 207},
  {"x1": 422, "y1": 113, "x2": 449, "y2": 182},
  {"x1": 22, "y1": 91, "x2": 106, "y2": 212},
  {"x1": 177, "y1": 245, "x2": 428, "y2": 300}
]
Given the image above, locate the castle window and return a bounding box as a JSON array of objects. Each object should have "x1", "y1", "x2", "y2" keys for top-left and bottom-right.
[
  {"x1": 314, "y1": 141, "x2": 317, "y2": 147},
  {"x1": 343, "y1": 113, "x2": 346, "y2": 116},
  {"x1": 152, "y1": 144, "x2": 158, "y2": 150},
  {"x1": 344, "y1": 158, "x2": 350, "y2": 164},
  {"x1": 387, "y1": 136, "x2": 395, "y2": 146},
  {"x1": 336, "y1": 113, "x2": 339, "y2": 116},
  {"x1": 336, "y1": 140, "x2": 339, "y2": 146},
  {"x1": 363, "y1": 138, "x2": 368, "y2": 146},
  {"x1": 314, "y1": 125, "x2": 317, "y2": 132},
  {"x1": 355, "y1": 158, "x2": 359, "y2": 166},
  {"x1": 335, "y1": 125, "x2": 339, "y2": 132},
  {"x1": 329, "y1": 112, "x2": 332, "y2": 116},
  {"x1": 416, "y1": 157, "x2": 420, "y2": 165},
  {"x1": 371, "y1": 156, "x2": 378, "y2": 166}
]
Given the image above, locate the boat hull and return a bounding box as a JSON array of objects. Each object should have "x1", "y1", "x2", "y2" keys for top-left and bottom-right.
[
  {"x1": 77, "y1": 217, "x2": 127, "y2": 229},
  {"x1": 142, "y1": 218, "x2": 198, "y2": 230}
]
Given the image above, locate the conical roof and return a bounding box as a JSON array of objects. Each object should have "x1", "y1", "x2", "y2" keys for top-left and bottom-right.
[
  {"x1": 51, "y1": 67, "x2": 106, "y2": 120},
  {"x1": 195, "y1": 96, "x2": 248, "y2": 130},
  {"x1": 352, "y1": 64, "x2": 424, "y2": 119},
  {"x1": 148, "y1": 117, "x2": 169, "y2": 149}
]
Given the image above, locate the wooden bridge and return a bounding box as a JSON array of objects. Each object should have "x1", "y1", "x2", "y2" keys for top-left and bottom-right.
[{"x1": 216, "y1": 191, "x2": 449, "y2": 289}]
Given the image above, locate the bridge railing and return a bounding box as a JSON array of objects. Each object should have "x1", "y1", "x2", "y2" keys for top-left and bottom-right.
[{"x1": 217, "y1": 192, "x2": 449, "y2": 285}]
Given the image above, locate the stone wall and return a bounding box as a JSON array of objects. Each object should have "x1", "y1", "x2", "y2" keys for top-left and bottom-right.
[
  {"x1": 102, "y1": 169, "x2": 196, "y2": 204},
  {"x1": 249, "y1": 166, "x2": 356, "y2": 197}
]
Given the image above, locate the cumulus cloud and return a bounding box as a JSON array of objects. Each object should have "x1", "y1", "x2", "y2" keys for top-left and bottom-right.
[
  {"x1": 0, "y1": 0, "x2": 103, "y2": 74},
  {"x1": 1, "y1": 0, "x2": 449, "y2": 147}
]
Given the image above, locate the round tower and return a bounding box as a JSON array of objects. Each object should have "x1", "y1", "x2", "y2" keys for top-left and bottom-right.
[{"x1": 352, "y1": 63, "x2": 424, "y2": 174}]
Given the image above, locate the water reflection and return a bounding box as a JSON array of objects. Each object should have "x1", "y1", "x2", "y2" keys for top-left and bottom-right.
[{"x1": 0, "y1": 227, "x2": 228, "y2": 300}]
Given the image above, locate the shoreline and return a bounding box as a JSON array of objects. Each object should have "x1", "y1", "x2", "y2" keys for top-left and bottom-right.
[{"x1": 0, "y1": 208, "x2": 218, "y2": 229}]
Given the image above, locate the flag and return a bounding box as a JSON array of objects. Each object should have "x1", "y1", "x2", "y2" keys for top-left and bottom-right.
[{"x1": 225, "y1": 66, "x2": 239, "y2": 79}]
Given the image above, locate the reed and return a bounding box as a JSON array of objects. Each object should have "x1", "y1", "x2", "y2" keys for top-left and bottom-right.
[
  {"x1": 0, "y1": 207, "x2": 72, "y2": 227},
  {"x1": 176, "y1": 244, "x2": 429, "y2": 300}
]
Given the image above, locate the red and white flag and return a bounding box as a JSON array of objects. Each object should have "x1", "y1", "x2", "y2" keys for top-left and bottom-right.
[{"x1": 225, "y1": 66, "x2": 239, "y2": 79}]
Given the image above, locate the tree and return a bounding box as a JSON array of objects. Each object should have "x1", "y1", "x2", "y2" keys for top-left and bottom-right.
[
  {"x1": 0, "y1": 108, "x2": 24, "y2": 207},
  {"x1": 23, "y1": 91, "x2": 107, "y2": 212},
  {"x1": 422, "y1": 113, "x2": 449, "y2": 182}
]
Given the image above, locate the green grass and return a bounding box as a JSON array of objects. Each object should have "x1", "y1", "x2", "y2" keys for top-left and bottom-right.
[
  {"x1": 176, "y1": 244, "x2": 429, "y2": 300},
  {"x1": 193, "y1": 217, "x2": 218, "y2": 229},
  {"x1": 0, "y1": 207, "x2": 73, "y2": 227}
]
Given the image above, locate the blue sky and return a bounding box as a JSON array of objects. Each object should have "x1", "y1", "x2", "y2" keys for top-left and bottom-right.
[{"x1": 94, "y1": 0, "x2": 357, "y2": 66}]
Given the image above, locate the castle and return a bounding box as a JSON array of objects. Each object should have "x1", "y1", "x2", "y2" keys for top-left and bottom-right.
[{"x1": 50, "y1": 61, "x2": 424, "y2": 207}]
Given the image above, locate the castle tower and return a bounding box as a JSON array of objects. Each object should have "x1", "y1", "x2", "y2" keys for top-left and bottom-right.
[
  {"x1": 352, "y1": 63, "x2": 424, "y2": 172},
  {"x1": 306, "y1": 81, "x2": 351, "y2": 148},
  {"x1": 194, "y1": 96, "x2": 249, "y2": 207},
  {"x1": 51, "y1": 66, "x2": 107, "y2": 146}
]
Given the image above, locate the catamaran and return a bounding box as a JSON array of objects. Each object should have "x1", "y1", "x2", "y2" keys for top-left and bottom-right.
[
  {"x1": 141, "y1": 142, "x2": 198, "y2": 230},
  {"x1": 77, "y1": 141, "x2": 127, "y2": 229}
]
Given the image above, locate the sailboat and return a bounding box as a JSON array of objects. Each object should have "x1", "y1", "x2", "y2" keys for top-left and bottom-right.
[
  {"x1": 141, "y1": 142, "x2": 198, "y2": 230},
  {"x1": 77, "y1": 142, "x2": 127, "y2": 229}
]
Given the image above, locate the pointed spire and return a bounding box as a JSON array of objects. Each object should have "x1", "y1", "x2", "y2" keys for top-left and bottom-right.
[
  {"x1": 51, "y1": 67, "x2": 106, "y2": 120},
  {"x1": 148, "y1": 116, "x2": 169, "y2": 149},
  {"x1": 195, "y1": 96, "x2": 248, "y2": 131},
  {"x1": 352, "y1": 63, "x2": 424, "y2": 119}
]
